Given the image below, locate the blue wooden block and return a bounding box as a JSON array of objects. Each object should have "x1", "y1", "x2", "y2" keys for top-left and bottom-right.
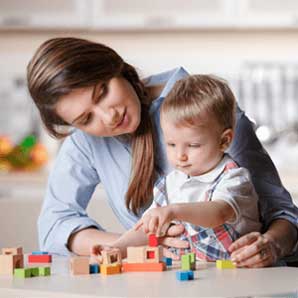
[
  {"x1": 187, "y1": 270, "x2": 194, "y2": 280},
  {"x1": 32, "y1": 251, "x2": 49, "y2": 255},
  {"x1": 162, "y1": 257, "x2": 172, "y2": 266},
  {"x1": 176, "y1": 271, "x2": 189, "y2": 281},
  {"x1": 89, "y1": 264, "x2": 100, "y2": 274},
  {"x1": 176, "y1": 270, "x2": 194, "y2": 281}
]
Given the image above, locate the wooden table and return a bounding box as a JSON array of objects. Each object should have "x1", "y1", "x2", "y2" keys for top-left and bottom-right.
[{"x1": 0, "y1": 257, "x2": 297, "y2": 298}]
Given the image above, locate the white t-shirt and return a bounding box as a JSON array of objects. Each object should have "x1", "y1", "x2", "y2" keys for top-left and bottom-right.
[{"x1": 151, "y1": 154, "x2": 262, "y2": 236}]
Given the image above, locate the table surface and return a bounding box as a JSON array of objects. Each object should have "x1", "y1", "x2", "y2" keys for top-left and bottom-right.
[{"x1": 0, "y1": 257, "x2": 297, "y2": 298}]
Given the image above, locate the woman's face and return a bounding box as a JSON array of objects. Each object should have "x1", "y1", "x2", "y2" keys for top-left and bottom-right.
[{"x1": 55, "y1": 77, "x2": 141, "y2": 137}]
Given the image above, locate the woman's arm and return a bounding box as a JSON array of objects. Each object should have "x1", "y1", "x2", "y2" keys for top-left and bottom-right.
[
  {"x1": 229, "y1": 219, "x2": 297, "y2": 267},
  {"x1": 68, "y1": 228, "x2": 121, "y2": 256},
  {"x1": 227, "y1": 106, "x2": 298, "y2": 266},
  {"x1": 38, "y1": 130, "x2": 102, "y2": 255}
]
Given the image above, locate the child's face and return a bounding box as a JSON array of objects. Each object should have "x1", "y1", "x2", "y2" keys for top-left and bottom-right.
[
  {"x1": 161, "y1": 116, "x2": 232, "y2": 176},
  {"x1": 55, "y1": 77, "x2": 141, "y2": 137}
]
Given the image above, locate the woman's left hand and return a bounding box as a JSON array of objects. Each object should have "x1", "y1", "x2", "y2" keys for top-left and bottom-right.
[{"x1": 228, "y1": 232, "x2": 281, "y2": 268}]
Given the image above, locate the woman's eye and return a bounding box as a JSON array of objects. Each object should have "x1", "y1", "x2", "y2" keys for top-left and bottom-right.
[
  {"x1": 82, "y1": 113, "x2": 93, "y2": 125},
  {"x1": 189, "y1": 144, "x2": 201, "y2": 148},
  {"x1": 95, "y1": 83, "x2": 107, "y2": 103}
]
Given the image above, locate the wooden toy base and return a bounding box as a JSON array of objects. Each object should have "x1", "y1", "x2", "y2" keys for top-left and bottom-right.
[{"x1": 122, "y1": 262, "x2": 165, "y2": 272}]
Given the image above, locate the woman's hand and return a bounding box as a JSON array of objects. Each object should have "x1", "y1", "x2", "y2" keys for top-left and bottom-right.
[
  {"x1": 134, "y1": 206, "x2": 175, "y2": 236},
  {"x1": 159, "y1": 224, "x2": 190, "y2": 260},
  {"x1": 228, "y1": 232, "x2": 281, "y2": 268},
  {"x1": 90, "y1": 244, "x2": 117, "y2": 264}
]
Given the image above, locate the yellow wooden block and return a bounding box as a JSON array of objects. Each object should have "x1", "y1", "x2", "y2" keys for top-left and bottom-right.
[
  {"x1": 216, "y1": 260, "x2": 236, "y2": 269},
  {"x1": 100, "y1": 264, "x2": 121, "y2": 275}
]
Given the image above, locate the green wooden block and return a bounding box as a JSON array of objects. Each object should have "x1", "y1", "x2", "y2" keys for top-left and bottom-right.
[
  {"x1": 14, "y1": 268, "x2": 32, "y2": 278},
  {"x1": 188, "y1": 253, "x2": 195, "y2": 263},
  {"x1": 187, "y1": 253, "x2": 196, "y2": 270},
  {"x1": 30, "y1": 267, "x2": 39, "y2": 277},
  {"x1": 38, "y1": 267, "x2": 51, "y2": 276},
  {"x1": 181, "y1": 254, "x2": 191, "y2": 270}
]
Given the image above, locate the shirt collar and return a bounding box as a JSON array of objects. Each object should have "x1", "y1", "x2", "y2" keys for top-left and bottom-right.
[
  {"x1": 172, "y1": 154, "x2": 231, "y2": 186},
  {"x1": 148, "y1": 67, "x2": 189, "y2": 113}
]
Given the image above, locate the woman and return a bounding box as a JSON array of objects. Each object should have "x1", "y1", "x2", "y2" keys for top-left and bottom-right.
[{"x1": 27, "y1": 37, "x2": 298, "y2": 267}]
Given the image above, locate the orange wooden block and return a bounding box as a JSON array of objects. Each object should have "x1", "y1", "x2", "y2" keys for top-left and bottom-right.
[
  {"x1": 0, "y1": 254, "x2": 24, "y2": 275},
  {"x1": 2, "y1": 247, "x2": 23, "y2": 255},
  {"x1": 122, "y1": 262, "x2": 165, "y2": 272},
  {"x1": 70, "y1": 257, "x2": 89, "y2": 275},
  {"x1": 100, "y1": 264, "x2": 121, "y2": 275}
]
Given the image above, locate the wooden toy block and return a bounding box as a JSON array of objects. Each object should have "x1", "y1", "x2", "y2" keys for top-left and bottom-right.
[
  {"x1": 145, "y1": 246, "x2": 163, "y2": 263},
  {"x1": 70, "y1": 257, "x2": 90, "y2": 275},
  {"x1": 28, "y1": 254, "x2": 52, "y2": 263},
  {"x1": 30, "y1": 267, "x2": 39, "y2": 277},
  {"x1": 89, "y1": 264, "x2": 100, "y2": 274},
  {"x1": 2, "y1": 247, "x2": 23, "y2": 255},
  {"x1": 216, "y1": 260, "x2": 236, "y2": 269},
  {"x1": 181, "y1": 254, "x2": 191, "y2": 271},
  {"x1": 14, "y1": 268, "x2": 32, "y2": 278},
  {"x1": 0, "y1": 254, "x2": 24, "y2": 275},
  {"x1": 188, "y1": 253, "x2": 196, "y2": 270},
  {"x1": 101, "y1": 248, "x2": 122, "y2": 265},
  {"x1": 122, "y1": 262, "x2": 166, "y2": 272},
  {"x1": 176, "y1": 270, "x2": 194, "y2": 281},
  {"x1": 181, "y1": 253, "x2": 196, "y2": 271},
  {"x1": 100, "y1": 264, "x2": 121, "y2": 275},
  {"x1": 148, "y1": 234, "x2": 158, "y2": 247},
  {"x1": 38, "y1": 267, "x2": 51, "y2": 276},
  {"x1": 32, "y1": 251, "x2": 48, "y2": 255},
  {"x1": 127, "y1": 246, "x2": 146, "y2": 263},
  {"x1": 162, "y1": 257, "x2": 172, "y2": 266}
]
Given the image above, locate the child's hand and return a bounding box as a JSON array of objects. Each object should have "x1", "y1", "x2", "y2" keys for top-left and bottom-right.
[
  {"x1": 90, "y1": 244, "x2": 115, "y2": 264},
  {"x1": 134, "y1": 206, "x2": 175, "y2": 236}
]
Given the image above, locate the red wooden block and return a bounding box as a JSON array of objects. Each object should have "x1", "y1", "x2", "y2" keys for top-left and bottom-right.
[
  {"x1": 122, "y1": 262, "x2": 165, "y2": 272},
  {"x1": 147, "y1": 251, "x2": 155, "y2": 259},
  {"x1": 28, "y1": 254, "x2": 52, "y2": 263},
  {"x1": 148, "y1": 234, "x2": 158, "y2": 247}
]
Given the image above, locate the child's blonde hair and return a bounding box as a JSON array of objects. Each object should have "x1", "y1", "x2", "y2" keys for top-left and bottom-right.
[{"x1": 161, "y1": 74, "x2": 236, "y2": 131}]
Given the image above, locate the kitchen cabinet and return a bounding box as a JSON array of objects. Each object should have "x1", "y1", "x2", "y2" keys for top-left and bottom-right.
[
  {"x1": 236, "y1": 0, "x2": 298, "y2": 28},
  {"x1": 0, "y1": 0, "x2": 90, "y2": 29},
  {"x1": 1, "y1": 0, "x2": 298, "y2": 31},
  {"x1": 91, "y1": 0, "x2": 236, "y2": 30}
]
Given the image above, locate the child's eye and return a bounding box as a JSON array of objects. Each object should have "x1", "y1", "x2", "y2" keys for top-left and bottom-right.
[
  {"x1": 167, "y1": 143, "x2": 175, "y2": 147},
  {"x1": 189, "y1": 143, "x2": 201, "y2": 148}
]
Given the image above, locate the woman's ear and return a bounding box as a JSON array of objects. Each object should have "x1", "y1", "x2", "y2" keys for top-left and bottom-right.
[{"x1": 220, "y1": 128, "x2": 234, "y2": 151}]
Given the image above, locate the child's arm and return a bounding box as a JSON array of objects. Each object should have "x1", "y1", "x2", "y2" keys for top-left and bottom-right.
[
  {"x1": 110, "y1": 228, "x2": 148, "y2": 258},
  {"x1": 135, "y1": 200, "x2": 235, "y2": 236}
]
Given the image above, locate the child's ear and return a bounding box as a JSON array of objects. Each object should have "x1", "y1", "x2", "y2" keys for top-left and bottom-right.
[{"x1": 220, "y1": 129, "x2": 234, "y2": 151}]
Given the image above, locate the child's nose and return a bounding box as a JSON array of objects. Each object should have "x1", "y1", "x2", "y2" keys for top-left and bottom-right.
[{"x1": 178, "y1": 152, "x2": 188, "y2": 162}]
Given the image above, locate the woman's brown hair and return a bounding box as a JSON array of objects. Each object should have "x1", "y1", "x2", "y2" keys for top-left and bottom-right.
[{"x1": 27, "y1": 37, "x2": 156, "y2": 215}]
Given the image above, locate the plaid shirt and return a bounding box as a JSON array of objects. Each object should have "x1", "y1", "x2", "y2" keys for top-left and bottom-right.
[{"x1": 152, "y1": 162, "x2": 240, "y2": 261}]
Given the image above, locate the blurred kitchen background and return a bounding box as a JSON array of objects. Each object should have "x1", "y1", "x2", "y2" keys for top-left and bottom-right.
[{"x1": 0, "y1": 0, "x2": 298, "y2": 252}]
